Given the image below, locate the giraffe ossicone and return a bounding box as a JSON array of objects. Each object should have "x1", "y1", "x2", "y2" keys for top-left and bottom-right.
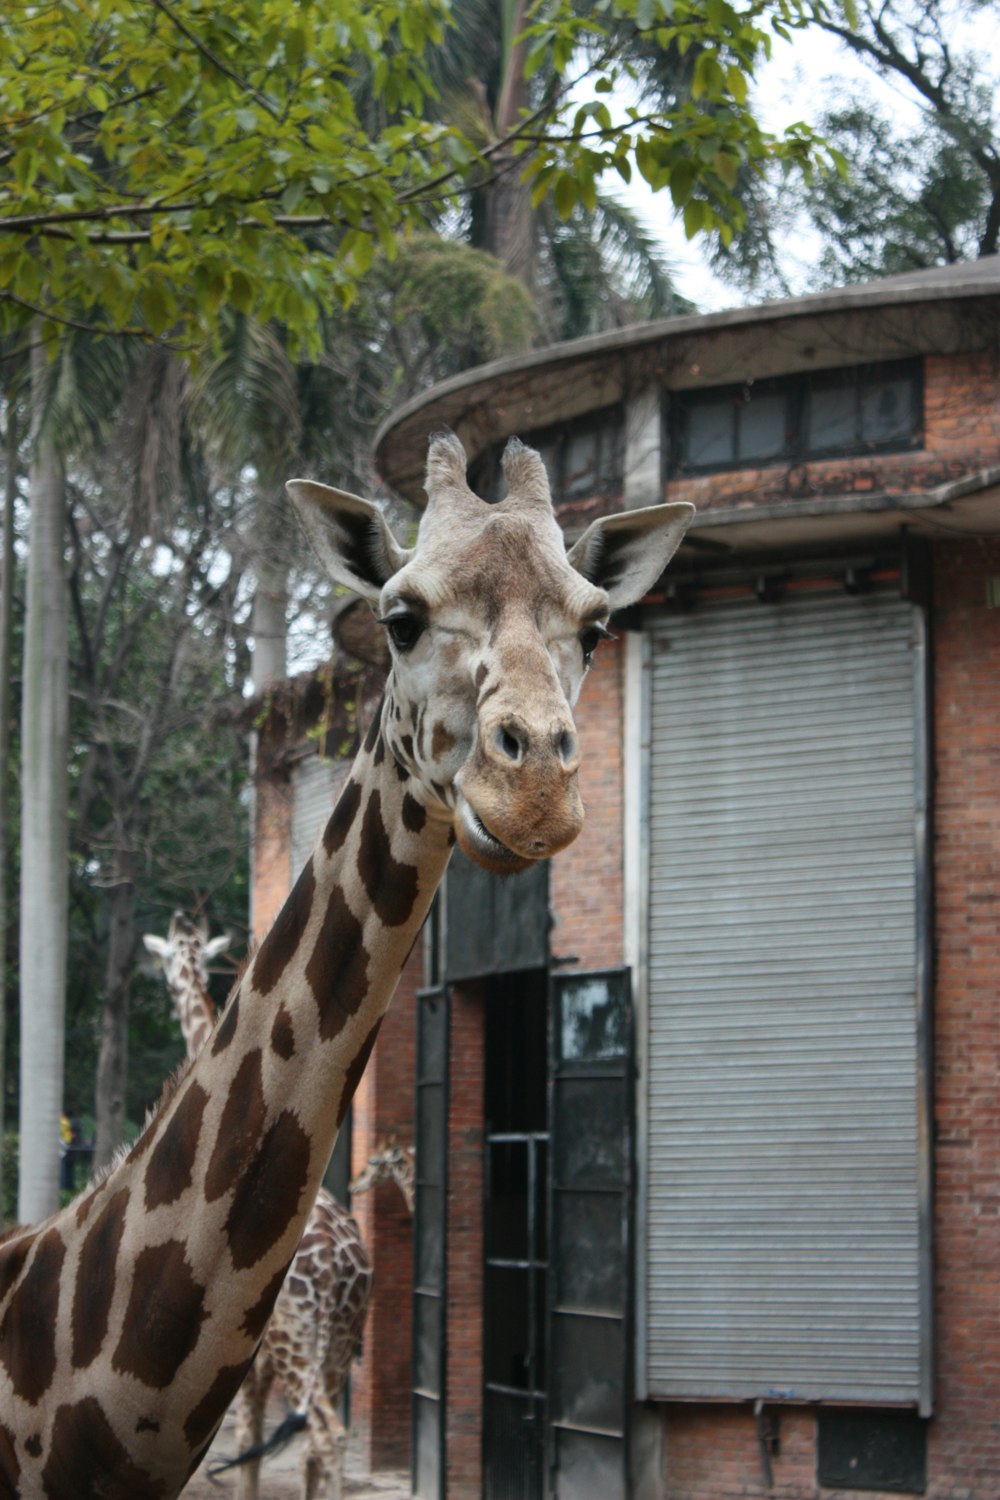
[{"x1": 0, "y1": 432, "x2": 692, "y2": 1499}]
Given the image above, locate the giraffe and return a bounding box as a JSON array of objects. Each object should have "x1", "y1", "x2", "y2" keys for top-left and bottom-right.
[
  {"x1": 0, "y1": 431, "x2": 692, "y2": 1499},
  {"x1": 144, "y1": 912, "x2": 373, "y2": 1500},
  {"x1": 349, "y1": 1136, "x2": 415, "y2": 1216}
]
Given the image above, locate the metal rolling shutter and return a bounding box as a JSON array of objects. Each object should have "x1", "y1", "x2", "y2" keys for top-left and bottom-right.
[
  {"x1": 291, "y1": 753, "x2": 348, "y2": 878},
  {"x1": 645, "y1": 587, "x2": 929, "y2": 1408}
]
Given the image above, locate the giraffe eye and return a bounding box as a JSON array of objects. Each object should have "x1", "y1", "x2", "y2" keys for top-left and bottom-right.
[
  {"x1": 579, "y1": 621, "x2": 615, "y2": 665},
  {"x1": 381, "y1": 612, "x2": 424, "y2": 653}
]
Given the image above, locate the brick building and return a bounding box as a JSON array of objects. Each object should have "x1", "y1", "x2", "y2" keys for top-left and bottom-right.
[{"x1": 254, "y1": 259, "x2": 1000, "y2": 1498}]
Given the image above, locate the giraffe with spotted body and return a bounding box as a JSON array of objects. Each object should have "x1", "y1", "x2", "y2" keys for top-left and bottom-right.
[
  {"x1": 0, "y1": 432, "x2": 692, "y2": 1498},
  {"x1": 144, "y1": 912, "x2": 374, "y2": 1500}
]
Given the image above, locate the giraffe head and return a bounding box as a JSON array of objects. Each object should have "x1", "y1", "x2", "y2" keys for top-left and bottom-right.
[
  {"x1": 349, "y1": 1135, "x2": 416, "y2": 1214},
  {"x1": 143, "y1": 911, "x2": 231, "y2": 1026},
  {"x1": 288, "y1": 432, "x2": 693, "y2": 872}
]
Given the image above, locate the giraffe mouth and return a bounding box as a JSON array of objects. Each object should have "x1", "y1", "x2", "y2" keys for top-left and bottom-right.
[{"x1": 456, "y1": 796, "x2": 534, "y2": 874}]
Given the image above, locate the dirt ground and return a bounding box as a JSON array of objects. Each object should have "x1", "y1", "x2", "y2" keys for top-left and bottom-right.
[{"x1": 181, "y1": 1391, "x2": 411, "y2": 1500}]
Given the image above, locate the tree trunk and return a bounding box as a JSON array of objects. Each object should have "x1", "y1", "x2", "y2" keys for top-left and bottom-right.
[
  {"x1": 250, "y1": 550, "x2": 288, "y2": 692},
  {"x1": 92, "y1": 876, "x2": 135, "y2": 1171},
  {"x1": 483, "y1": 0, "x2": 535, "y2": 289},
  {"x1": 18, "y1": 333, "x2": 69, "y2": 1224},
  {"x1": 0, "y1": 403, "x2": 17, "y2": 1225}
]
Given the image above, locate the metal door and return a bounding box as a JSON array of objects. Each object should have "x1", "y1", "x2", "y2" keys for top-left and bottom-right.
[
  {"x1": 548, "y1": 969, "x2": 633, "y2": 1500},
  {"x1": 413, "y1": 986, "x2": 449, "y2": 1500},
  {"x1": 483, "y1": 971, "x2": 549, "y2": 1500}
]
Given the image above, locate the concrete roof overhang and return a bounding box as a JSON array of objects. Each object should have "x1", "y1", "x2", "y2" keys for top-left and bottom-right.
[{"x1": 373, "y1": 259, "x2": 1000, "y2": 549}]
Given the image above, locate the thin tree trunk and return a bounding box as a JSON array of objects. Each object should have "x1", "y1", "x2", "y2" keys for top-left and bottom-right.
[
  {"x1": 92, "y1": 875, "x2": 135, "y2": 1171},
  {"x1": 250, "y1": 551, "x2": 288, "y2": 692},
  {"x1": 18, "y1": 331, "x2": 68, "y2": 1224},
  {"x1": 0, "y1": 403, "x2": 17, "y2": 1224}
]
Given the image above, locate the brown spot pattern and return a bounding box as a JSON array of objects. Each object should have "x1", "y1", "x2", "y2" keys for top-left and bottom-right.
[
  {"x1": 373, "y1": 732, "x2": 386, "y2": 767},
  {"x1": 74, "y1": 1173, "x2": 110, "y2": 1223},
  {"x1": 474, "y1": 662, "x2": 488, "y2": 688},
  {"x1": 24, "y1": 1435, "x2": 41, "y2": 1458},
  {"x1": 323, "y1": 778, "x2": 361, "y2": 857},
  {"x1": 204, "y1": 1050, "x2": 267, "y2": 1204},
  {"x1": 363, "y1": 697, "x2": 383, "y2": 753},
  {"x1": 71, "y1": 1188, "x2": 129, "y2": 1369},
  {"x1": 431, "y1": 720, "x2": 456, "y2": 759},
  {"x1": 401, "y1": 792, "x2": 427, "y2": 834},
  {"x1": 0, "y1": 1227, "x2": 65, "y2": 1404},
  {"x1": 241, "y1": 1262, "x2": 292, "y2": 1342},
  {"x1": 358, "y1": 790, "x2": 420, "y2": 928},
  {"x1": 183, "y1": 1360, "x2": 254, "y2": 1451},
  {"x1": 399, "y1": 732, "x2": 414, "y2": 763},
  {"x1": 0, "y1": 1231, "x2": 35, "y2": 1307},
  {"x1": 144, "y1": 1082, "x2": 209, "y2": 1211},
  {"x1": 224, "y1": 1111, "x2": 312, "y2": 1270},
  {"x1": 0, "y1": 1421, "x2": 19, "y2": 1497},
  {"x1": 305, "y1": 885, "x2": 371, "y2": 1042},
  {"x1": 270, "y1": 1004, "x2": 295, "y2": 1060},
  {"x1": 210, "y1": 992, "x2": 240, "y2": 1055},
  {"x1": 136, "y1": 1417, "x2": 159, "y2": 1434},
  {"x1": 112, "y1": 1240, "x2": 207, "y2": 1389},
  {"x1": 337, "y1": 1020, "x2": 383, "y2": 1127},
  {"x1": 41, "y1": 1397, "x2": 165, "y2": 1499},
  {"x1": 252, "y1": 855, "x2": 316, "y2": 997}
]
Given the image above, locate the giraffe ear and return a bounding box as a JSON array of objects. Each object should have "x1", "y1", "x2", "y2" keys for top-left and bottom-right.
[
  {"x1": 202, "y1": 934, "x2": 232, "y2": 963},
  {"x1": 566, "y1": 502, "x2": 695, "y2": 610},
  {"x1": 143, "y1": 934, "x2": 170, "y2": 960},
  {"x1": 287, "y1": 480, "x2": 412, "y2": 604}
]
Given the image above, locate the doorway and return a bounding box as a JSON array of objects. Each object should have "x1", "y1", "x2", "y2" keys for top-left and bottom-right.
[{"x1": 483, "y1": 969, "x2": 548, "y2": 1500}]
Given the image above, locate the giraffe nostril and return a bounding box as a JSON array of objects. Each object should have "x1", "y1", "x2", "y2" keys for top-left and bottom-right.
[
  {"x1": 493, "y1": 721, "x2": 525, "y2": 764},
  {"x1": 556, "y1": 728, "x2": 578, "y2": 767}
]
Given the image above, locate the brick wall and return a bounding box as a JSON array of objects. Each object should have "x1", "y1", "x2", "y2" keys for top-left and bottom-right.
[{"x1": 550, "y1": 635, "x2": 626, "y2": 968}]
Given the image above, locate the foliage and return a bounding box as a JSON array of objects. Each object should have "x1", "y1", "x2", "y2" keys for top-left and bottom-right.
[
  {"x1": 713, "y1": 0, "x2": 1000, "y2": 291},
  {"x1": 0, "y1": 0, "x2": 838, "y2": 351}
]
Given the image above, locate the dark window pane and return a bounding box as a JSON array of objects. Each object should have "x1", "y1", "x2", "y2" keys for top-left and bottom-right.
[
  {"x1": 414, "y1": 1290, "x2": 442, "y2": 1395},
  {"x1": 414, "y1": 1392, "x2": 441, "y2": 1498},
  {"x1": 861, "y1": 376, "x2": 915, "y2": 445},
  {"x1": 818, "y1": 1408, "x2": 928, "y2": 1493},
  {"x1": 807, "y1": 384, "x2": 856, "y2": 450},
  {"x1": 553, "y1": 1428, "x2": 625, "y2": 1500},
  {"x1": 553, "y1": 1190, "x2": 625, "y2": 1312},
  {"x1": 418, "y1": 1000, "x2": 446, "y2": 1082},
  {"x1": 559, "y1": 975, "x2": 626, "y2": 1062},
  {"x1": 563, "y1": 429, "x2": 600, "y2": 499},
  {"x1": 418, "y1": 1084, "x2": 444, "y2": 1178},
  {"x1": 415, "y1": 1184, "x2": 442, "y2": 1288},
  {"x1": 534, "y1": 1267, "x2": 547, "y2": 1387},
  {"x1": 489, "y1": 1141, "x2": 529, "y2": 1261},
  {"x1": 487, "y1": 1265, "x2": 532, "y2": 1389},
  {"x1": 550, "y1": 1313, "x2": 625, "y2": 1432},
  {"x1": 686, "y1": 400, "x2": 734, "y2": 467},
  {"x1": 553, "y1": 1079, "x2": 626, "y2": 1188},
  {"x1": 737, "y1": 391, "x2": 786, "y2": 461}
]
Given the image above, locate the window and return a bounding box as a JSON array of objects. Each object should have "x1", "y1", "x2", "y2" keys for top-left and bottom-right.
[
  {"x1": 668, "y1": 360, "x2": 922, "y2": 475},
  {"x1": 469, "y1": 406, "x2": 624, "y2": 505}
]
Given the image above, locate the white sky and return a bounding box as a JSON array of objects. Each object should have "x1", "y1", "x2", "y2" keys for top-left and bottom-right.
[{"x1": 609, "y1": 13, "x2": 981, "y2": 312}]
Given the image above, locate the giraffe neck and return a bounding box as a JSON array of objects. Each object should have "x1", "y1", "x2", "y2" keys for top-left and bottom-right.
[
  {"x1": 169, "y1": 970, "x2": 216, "y2": 1062},
  {"x1": 0, "y1": 700, "x2": 453, "y2": 1497}
]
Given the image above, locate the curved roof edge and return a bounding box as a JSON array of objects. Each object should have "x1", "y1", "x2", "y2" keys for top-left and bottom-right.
[{"x1": 374, "y1": 257, "x2": 1000, "y2": 507}]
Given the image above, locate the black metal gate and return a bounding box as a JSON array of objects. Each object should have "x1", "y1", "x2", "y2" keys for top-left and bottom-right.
[
  {"x1": 547, "y1": 968, "x2": 634, "y2": 1500},
  {"x1": 483, "y1": 970, "x2": 548, "y2": 1500}
]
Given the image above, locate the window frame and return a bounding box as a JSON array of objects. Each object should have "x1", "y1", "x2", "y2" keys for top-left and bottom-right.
[{"x1": 666, "y1": 358, "x2": 923, "y2": 477}]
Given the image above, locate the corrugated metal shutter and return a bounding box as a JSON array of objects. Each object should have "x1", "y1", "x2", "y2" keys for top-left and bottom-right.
[
  {"x1": 645, "y1": 587, "x2": 928, "y2": 1407},
  {"x1": 291, "y1": 753, "x2": 349, "y2": 878}
]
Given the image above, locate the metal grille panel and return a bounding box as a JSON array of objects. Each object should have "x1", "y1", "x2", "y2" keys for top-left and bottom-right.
[{"x1": 645, "y1": 589, "x2": 926, "y2": 1404}]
